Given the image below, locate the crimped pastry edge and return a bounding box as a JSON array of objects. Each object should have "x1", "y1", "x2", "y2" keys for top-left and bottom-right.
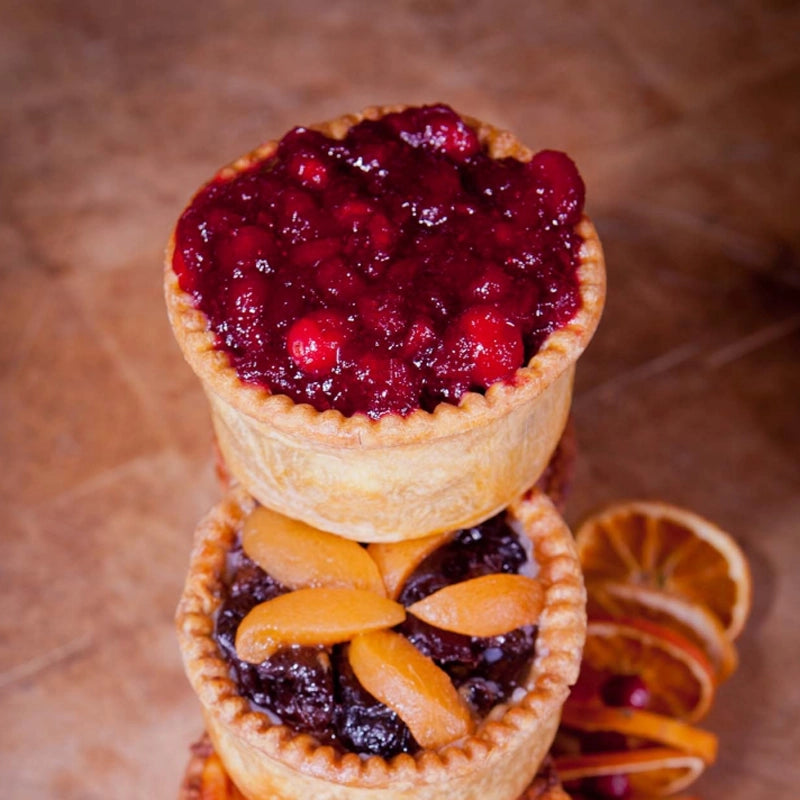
[{"x1": 175, "y1": 485, "x2": 586, "y2": 800}]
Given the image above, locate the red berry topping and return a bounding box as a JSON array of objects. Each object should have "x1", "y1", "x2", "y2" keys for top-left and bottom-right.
[
  {"x1": 600, "y1": 674, "x2": 651, "y2": 710},
  {"x1": 172, "y1": 104, "x2": 585, "y2": 418},
  {"x1": 287, "y1": 310, "x2": 349, "y2": 377}
]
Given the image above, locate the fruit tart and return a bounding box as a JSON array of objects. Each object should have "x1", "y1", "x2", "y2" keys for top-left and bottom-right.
[
  {"x1": 164, "y1": 104, "x2": 605, "y2": 541},
  {"x1": 175, "y1": 484, "x2": 586, "y2": 800}
]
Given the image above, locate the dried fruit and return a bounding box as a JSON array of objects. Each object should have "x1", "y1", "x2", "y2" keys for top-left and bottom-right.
[
  {"x1": 554, "y1": 747, "x2": 706, "y2": 796},
  {"x1": 235, "y1": 587, "x2": 405, "y2": 663},
  {"x1": 571, "y1": 619, "x2": 715, "y2": 723},
  {"x1": 242, "y1": 506, "x2": 385, "y2": 595},
  {"x1": 588, "y1": 580, "x2": 738, "y2": 683},
  {"x1": 367, "y1": 531, "x2": 455, "y2": 599},
  {"x1": 348, "y1": 629, "x2": 474, "y2": 749},
  {"x1": 559, "y1": 705, "x2": 718, "y2": 764},
  {"x1": 576, "y1": 501, "x2": 751, "y2": 640},
  {"x1": 406, "y1": 573, "x2": 544, "y2": 637}
]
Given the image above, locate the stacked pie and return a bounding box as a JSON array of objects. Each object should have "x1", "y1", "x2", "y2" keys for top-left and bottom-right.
[{"x1": 166, "y1": 104, "x2": 606, "y2": 800}]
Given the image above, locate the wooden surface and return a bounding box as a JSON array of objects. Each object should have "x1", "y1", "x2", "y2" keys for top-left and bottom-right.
[{"x1": 2, "y1": 2, "x2": 799, "y2": 798}]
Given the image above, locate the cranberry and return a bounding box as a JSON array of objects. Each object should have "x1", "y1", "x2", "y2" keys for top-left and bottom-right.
[
  {"x1": 452, "y1": 306, "x2": 524, "y2": 387},
  {"x1": 174, "y1": 104, "x2": 585, "y2": 418},
  {"x1": 286, "y1": 310, "x2": 349, "y2": 376},
  {"x1": 216, "y1": 225, "x2": 277, "y2": 276},
  {"x1": 529, "y1": 149, "x2": 585, "y2": 226},
  {"x1": 286, "y1": 151, "x2": 331, "y2": 189},
  {"x1": 582, "y1": 774, "x2": 632, "y2": 799},
  {"x1": 467, "y1": 264, "x2": 513, "y2": 302},
  {"x1": 600, "y1": 675, "x2": 651, "y2": 710},
  {"x1": 387, "y1": 104, "x2": 480, "y2": 162},
  {"x1": 314, "y1": 255, "x2": 367, "y2": 302}
]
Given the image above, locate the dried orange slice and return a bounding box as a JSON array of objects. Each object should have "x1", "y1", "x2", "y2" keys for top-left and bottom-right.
[
  {"x1": 576, "y1": 500, "x2": 751, "y2": 640},
  {"x1": 588, "y1": 580, "x2": 738, "y2": 683},
  {"x1": 559, "y1": 705, "x2": 718, "y2": 764},
  {"x1": 572, "y1": 619, "x2": 715, "y2": 722},
  {"x1": 553, "y1": 747, "x2": 706, "y2": 796}
]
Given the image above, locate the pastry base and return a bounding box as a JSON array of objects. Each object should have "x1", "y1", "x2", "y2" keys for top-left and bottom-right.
[{"x1": 178, "y1": 733, "x2": 571, "y2": 800}]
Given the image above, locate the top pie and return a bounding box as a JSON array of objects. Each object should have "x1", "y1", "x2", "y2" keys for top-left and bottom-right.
[{"x1": 165, "y1": 105, "x2": 605, "y2": 540}]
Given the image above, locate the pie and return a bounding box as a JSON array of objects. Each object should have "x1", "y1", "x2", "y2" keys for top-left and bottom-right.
[
  {"x1": 164, "y1": 104, "x2": 605, "y2": 542},
  {"x1": 175, "y1": 485, "x2": 585, "y2": 800}
]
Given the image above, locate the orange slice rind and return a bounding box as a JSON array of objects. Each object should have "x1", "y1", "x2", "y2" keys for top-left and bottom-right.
[
  {"x1": 559, "y1": 705, "x2": 718, "y2": 764},
  {"x1": 588, "y1": 579, "x2": 738, "y2": 683},
  {"x1": 553, "y1": 747, "x2": 706, "y2": 796},
  {"x1": 235, "y1": 587, "x2": 405, "y2": 663},
  {"x1": 406, "y1": 574, "x2": 544, "y2": 637}
]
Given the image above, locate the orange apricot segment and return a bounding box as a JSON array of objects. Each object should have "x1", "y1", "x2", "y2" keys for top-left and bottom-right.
[
  {"x1": 242, "y1": 505, "x2": 385, "y2": 595},
  {"x1": 367, "y1": 531, "x2": 455, "y2": 599},
  {"x1": 349, "y1": 629, "x2": 474, "y2": 749},
  {"x1": 406, "y1": 573, "x2": 545, "y2": 637},
  {"x1": 235, "y1": 587, "x2": 405, "y2": 663}
]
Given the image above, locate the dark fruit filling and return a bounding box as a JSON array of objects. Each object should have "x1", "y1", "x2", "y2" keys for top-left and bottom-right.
[
  {"x1": 214, "y1": 513, "x2": 538, "y2": 758},
  {"x1": 173, "y1": 104, "x2": 585, "y2": 418}
]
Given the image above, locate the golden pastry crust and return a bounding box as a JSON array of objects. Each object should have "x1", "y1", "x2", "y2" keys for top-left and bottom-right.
[
  {"x1": 175, "y1": 485, "x2": 586, "y2": 800},
  {"x1": 178, "y1": 734, "x2": 570, "y2": 800},
  {"x1": 164, "y1": 106, "x2": 605, "y2": 543}
]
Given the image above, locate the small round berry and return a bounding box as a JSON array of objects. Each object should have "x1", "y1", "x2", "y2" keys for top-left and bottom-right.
[
  {"x1": 453, "y1": 305, "x2": 524, "y2": 387},
  {"x1": 286, "y1": 310, "x2": 349, "y2": 377},
  {"x1": 529, "y1": 149, "x2": 585, "y2": 226},
  {"x1": 600, "y1": 674, "x2": 651, "y2": 710},
  {"x1": 286, "y1": 151, "x2": 331, "y2": 189},
  {"x1": 582, "y1": 773, "x2": 632, "y2": 799},
  {"x1": 216, "y1": 225, "x2": 277, "y2": 276}
]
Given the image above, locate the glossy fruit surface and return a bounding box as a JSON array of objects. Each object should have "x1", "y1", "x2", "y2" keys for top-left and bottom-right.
[{"x1": 173, "y1": 104, "x2": 585, "y2": 418}]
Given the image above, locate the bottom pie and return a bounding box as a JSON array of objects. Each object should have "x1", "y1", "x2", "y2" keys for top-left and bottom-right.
[
  {"x1": 179, "y1": 733, "x2": 571, "y2": 800},
  {"x1": 175, "y1": 485, "x2": 585, "y2": 800}
]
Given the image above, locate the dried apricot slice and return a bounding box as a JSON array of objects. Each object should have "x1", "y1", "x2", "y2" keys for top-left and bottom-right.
[
  {"x1": 235, "y1": 587, "x2": 405, "y2": 663},
  {"x1": 367, "y1": 531, "x2": 455, "y2": 600},
  {"x1": 349, "y1": 629, "x2": 474, "y2": 749},
  {"x1": 242, "y1": 505, "x2": 386, "y2": 595},
  {"x1": 406, "y1": 574, "x2": 544, "y2": 637}
]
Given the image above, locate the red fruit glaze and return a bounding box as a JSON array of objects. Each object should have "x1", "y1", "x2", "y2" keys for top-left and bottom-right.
[{"x1": 172, "y1": 104, "x2": 586, "y2": 418}]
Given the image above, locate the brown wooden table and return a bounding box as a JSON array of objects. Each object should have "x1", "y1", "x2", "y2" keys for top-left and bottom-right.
[{"x1": 3, "y1": 2, "x2": 799, "y2": 797}]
